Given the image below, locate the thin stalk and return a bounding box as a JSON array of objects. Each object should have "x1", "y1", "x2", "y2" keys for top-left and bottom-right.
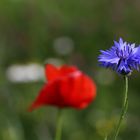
[
  {"x1": 104, "y1": 135, "x2": 108, "y2": 140},
  {"x1": 113, "y1": 76, "x2": 128, "y2": 140},
  {"x1": 55, "y1": 109, "x2": 63, "y2": 140}
]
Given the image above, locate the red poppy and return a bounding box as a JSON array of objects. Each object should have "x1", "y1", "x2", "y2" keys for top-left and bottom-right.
[{"x1": 29, "y1": 64, "x2": 96, "y2": 111}]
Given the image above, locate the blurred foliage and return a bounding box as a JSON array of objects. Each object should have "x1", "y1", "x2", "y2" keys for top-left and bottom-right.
[{"x1": 0, "y1": 0, "x2": 140, "y2": 140}]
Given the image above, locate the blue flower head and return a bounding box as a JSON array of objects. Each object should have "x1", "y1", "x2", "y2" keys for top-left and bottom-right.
[{"x1": 98, "y1": 38, "x2": 140, "y2": 75}]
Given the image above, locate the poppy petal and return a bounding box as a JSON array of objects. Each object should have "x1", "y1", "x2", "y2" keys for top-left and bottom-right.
[
  {"x1": 29, "y1": 64, "x2": 97, "y2": 111},
  {"x1": 45, "y1": 64, "x2": 59, "y2": 81},
  {"x1": 59, "y1": 65, "x2": 78, "y2": 77}
]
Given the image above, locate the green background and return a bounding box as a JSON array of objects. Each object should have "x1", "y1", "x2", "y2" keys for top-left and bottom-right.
[{"x1": 0, "y1": 0, "x2": 140, "y2": 140}]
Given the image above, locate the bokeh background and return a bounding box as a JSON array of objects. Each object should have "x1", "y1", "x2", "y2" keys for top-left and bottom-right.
[{"x1": 0, "y1": 0, "x2": 140, "y2": 140}]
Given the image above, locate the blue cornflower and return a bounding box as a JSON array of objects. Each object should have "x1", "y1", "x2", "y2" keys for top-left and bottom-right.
[{"x1": 98, "y1": 38, "x2": 140, "y2": 75}]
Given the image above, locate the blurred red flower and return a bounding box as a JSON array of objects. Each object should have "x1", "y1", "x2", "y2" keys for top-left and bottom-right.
[{"x1": 29, "y1": 64, "x2": 96, "y2": 111}]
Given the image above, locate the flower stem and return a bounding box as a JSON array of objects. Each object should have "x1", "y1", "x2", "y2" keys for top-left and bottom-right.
[
  {"x1": 104, "y1": 135, "x2": 108, "y2": 140},
  {"x1": 55, "y1": 109, "x2": 63, "y2": 140},
  {"x1": 113, "y1": 76, "x2": 128, "y2": 140}
]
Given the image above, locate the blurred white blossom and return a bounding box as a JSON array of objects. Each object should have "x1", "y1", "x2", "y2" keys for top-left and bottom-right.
[
  {"x1": 45, "y1": 58, "x2": 64, "y2": 67},
  {"x1": 6, "y1": 63, "x2": 44, "y2": 83},
  {"x1": 53, "y1": 36, "x2": 74, "y2": 55}
]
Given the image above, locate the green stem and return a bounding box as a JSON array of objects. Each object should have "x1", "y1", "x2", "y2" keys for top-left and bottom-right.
[
  {"x1": 104, "y1": 135, "x2": 108, "y2": 140},
  {"x1": 55, "y1": 109, "x2": 63, "y2": 140},
  {"x1": 113, "y1": 76, "x2": 128, "y2": 140}
]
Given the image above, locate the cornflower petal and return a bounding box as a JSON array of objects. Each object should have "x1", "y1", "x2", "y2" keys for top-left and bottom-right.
[{"x1": 98, "y1": 38, "x2": 140, "y2": 75}]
